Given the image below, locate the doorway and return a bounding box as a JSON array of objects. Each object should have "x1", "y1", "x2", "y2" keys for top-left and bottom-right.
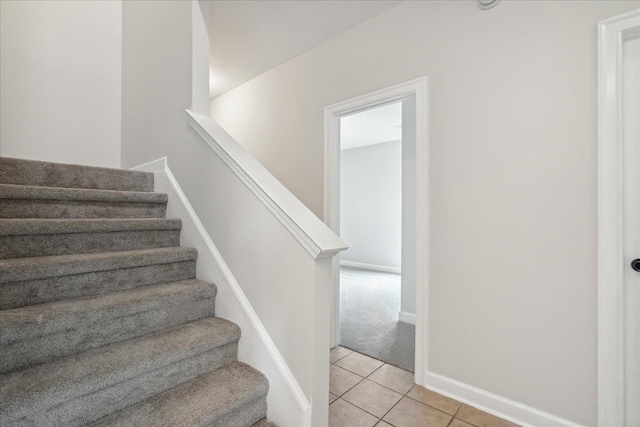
[
  {"x1": 598, "y1": 10, "x2": 640, "y2": 427},
  {"x1": 324, "y1": 77, "x2": 429, "y2": 385},
  {"x1": 338, "y1": 101, "x2": 413, "y2": 371}
]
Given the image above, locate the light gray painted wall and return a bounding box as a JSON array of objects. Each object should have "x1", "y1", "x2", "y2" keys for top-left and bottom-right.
[
  {"x1": 209, "y1": 2, "x2": 640, "y2": 424},
  {"x1": 0, "y1": 0, "x2": 121, "y2": 167},
  {"x1": 340, "y1": 140, "x2": 402, "y2": 269},
  {"x1": 192, "y1": 0, "x2": 211, "y2": 116}
]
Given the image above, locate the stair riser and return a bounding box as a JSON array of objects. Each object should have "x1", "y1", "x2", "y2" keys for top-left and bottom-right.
[
  {"x1": 0, "y1": 200, "x2": 167, "y2": 219},
  {"x1": 0, "y1": 157, "x2": 154, "y2": 192},
  {"x1": 207, "y1": 396, "x2": 268, "y2": 427},
  {"x1": 0, "y1": 261, "x2": 196, "y2": 310},
  {"x1": 0, "y1": 285, "x2": 216, "y2": 373},
  {"x1": 0, "y1": 230, "x2": 180, "y2": 259},
  {"x1": 2, "y1": 342, "x2": 239, "y2": 427}
]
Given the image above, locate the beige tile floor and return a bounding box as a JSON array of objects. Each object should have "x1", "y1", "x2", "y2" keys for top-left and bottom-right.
[{"x1": 329, "y1": 346, "x2": 519, "y2": 427}]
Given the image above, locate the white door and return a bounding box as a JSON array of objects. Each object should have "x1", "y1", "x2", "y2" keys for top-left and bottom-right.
[
  {"x1": 622, "y1": 32, "x2": 640, "y2": 427},
  {"x1": 598, "y1": 11, "x2": 640, "y2": 427}
]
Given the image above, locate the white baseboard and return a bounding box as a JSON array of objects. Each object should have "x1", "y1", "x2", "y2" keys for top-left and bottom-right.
[
  {"x1": 340, "y1": 260, "x2": 401, "y2": 274},
  {"x1": 398, "y1": 311, "x2": 416, "y2": 325},
  {"x1": 424, "y1": 371, "x2": 584, "y2": 427},
  {"x1": 131, "y1": 158, "x2": 310, "y2": 426}
]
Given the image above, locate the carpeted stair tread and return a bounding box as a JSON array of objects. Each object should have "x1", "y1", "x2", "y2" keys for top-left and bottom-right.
[
  {"x1": 0, "y1": 184, "x2": 168, "y2": 203},
  {"x1": 0, "y1": 246, "x2": 198, "y2": 283},
  {"x1": 0, "y1": 279, "x2": 217, "y2": 372},
  {"x1": 0, "y1": 317, "x2": 241, "y2": 426},
  {"x1": 0, "y1": 279, "x2": 215, "y2": 341},
  {"x1": 90, "y1": 362, "x2": 269, "y2": 427},
  {"x1": 0, "y1": 157, "x2": 154, "y2": 192},
  {"x1": 0, "y1": 218, "x2": 182, "y2": 259},
  {"x1": 0, "y1": 247, "x2": 198, "y2": 309},
  {"x1": 0, "y1": 217, "x2": 181, "y2": 235},
  {"x1": 0, "y1": 184, "x2": 168, "y2": 219}
]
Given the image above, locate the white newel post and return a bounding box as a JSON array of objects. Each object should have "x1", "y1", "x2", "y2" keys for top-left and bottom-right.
[{"x1": 310, "y1": 256, "x2": 333, "y2": 426}]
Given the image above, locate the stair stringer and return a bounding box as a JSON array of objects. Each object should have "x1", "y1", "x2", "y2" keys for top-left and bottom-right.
[{"x1": 131, "y1": 157, "x2": 310, "y2": 427}]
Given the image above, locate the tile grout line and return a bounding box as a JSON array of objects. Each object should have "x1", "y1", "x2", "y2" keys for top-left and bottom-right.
[
  {"x1": 332, "y1": 360, "x2": 402, "y2": 427},
  {"x1": 372, "y1": 362, "x2": 429, "y2": 427},
  {"x1": 329, "y1": 347, "x2": 353, "y2": 365},
  {"x1": 360, "y1": 358, "x2": 420, "y2": 426},
  {"x1": 330, "y1": 363, "x2": 366, "y2": 400},
  {"x1": 401, "y1": 393, "x2": 461, "y2": 418},
  {"x1": 363, "y1": 361, "x2": 457, "y2": 421},
  {"x1": 333, "y1": 397, "x2": 380, "y2": 422},
  {"x1": 337, "y1": 344, "x2": 408, "y2": 372},
  {"x1": 335, "y1": 396, "x2": 384, "y2": 424},
  {"x1": 449, "y1": 402, "x2": 476, "y2": 427},
  {"x1": 333, "y1": 362, "x2": 385, "y2": 380},
  {"x1": 332, "y1": 357, "x2": 394, "y2": 395}
]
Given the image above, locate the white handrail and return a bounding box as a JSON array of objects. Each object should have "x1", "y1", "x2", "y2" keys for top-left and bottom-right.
[{"x1": 186, "y1": 110, "x2": 348, "y2": 259}]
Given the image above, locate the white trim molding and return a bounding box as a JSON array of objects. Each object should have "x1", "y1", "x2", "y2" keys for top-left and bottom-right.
[
  {"x1": 398, "y1": 311, "x2": 416, "y2": 325},
  {"x1": 425, "y1": 372, "x2": 583, "y2": 427},
  {"x1": 130, "y1": 158, "x2": 311, "y2": 426},
  {"x1": 340, "y1": 260, "x2": 401, "y2": 274},
  {"x1": 324, "y1": 77, "x2": 429, "y2": 386},
  {"x1": 186, "y1": 110, "x2": 347, "y2": 260},
  {"x1": 597, "y1": 9, "x2": 640, "y2": 427}
]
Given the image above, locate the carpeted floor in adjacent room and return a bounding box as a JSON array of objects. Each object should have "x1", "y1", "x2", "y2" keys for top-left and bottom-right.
[{"x1": 339, "y1": 267, "x2": 415, "y2": 372}]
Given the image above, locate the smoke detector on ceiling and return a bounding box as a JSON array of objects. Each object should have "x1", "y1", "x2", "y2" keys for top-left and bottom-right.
[{"x1": 477, "y1": 0, "x2": 500, "y2": 10}]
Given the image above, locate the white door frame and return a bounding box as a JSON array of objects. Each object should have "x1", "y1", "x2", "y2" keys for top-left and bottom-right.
[
  {"x1": 324, "y1": 77, "x2": 429, "y2": 385},
  {"x1": 598, "y1": 9, "x2": 640, "y2": 427}
]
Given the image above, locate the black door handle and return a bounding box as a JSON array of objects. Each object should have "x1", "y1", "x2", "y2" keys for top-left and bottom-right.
[{"x1": 632, "y1": 259, "x2": 640, "y2": 272}]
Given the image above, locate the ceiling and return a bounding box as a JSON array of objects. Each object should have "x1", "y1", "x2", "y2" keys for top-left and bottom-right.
[
  {"x1": 209, "y1": 1, "x2": 402, "y2": 99},
  {"x1": 340, "y1": 102, "x2": 402, "y2": 150}
]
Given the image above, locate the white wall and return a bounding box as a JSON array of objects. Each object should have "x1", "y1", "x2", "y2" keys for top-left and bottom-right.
[
  {"x1": 210, "y1": 2, "x2": 640, "y2": 424},
  {"x1": 192, "y1": 0, "x2": 211, "y2": 116},
  {"x1": 0, "y1": 0, "x2": 121, "y2": 168},
  {"x1": 340, "y1": 140, "x2": 401, "y2": 270}
]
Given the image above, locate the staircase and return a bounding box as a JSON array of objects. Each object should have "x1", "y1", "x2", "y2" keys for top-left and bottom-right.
[{"x1": 0, "y1": 157, "x2": 273, "y2": 427}]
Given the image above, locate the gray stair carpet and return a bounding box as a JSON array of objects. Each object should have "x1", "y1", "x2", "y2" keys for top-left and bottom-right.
[{"x1": 0, "y1": 157, "x2": 273, "y2": 426}]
